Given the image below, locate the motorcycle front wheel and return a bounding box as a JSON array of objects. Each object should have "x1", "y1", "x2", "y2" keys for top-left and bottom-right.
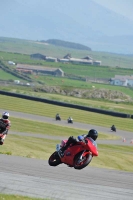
[
  {"x1": 74, "y1": 152, "x2": 92, "y2": 170},
  {"x1": 48, "y1": 151, "x2": 61, "y2": 166}
]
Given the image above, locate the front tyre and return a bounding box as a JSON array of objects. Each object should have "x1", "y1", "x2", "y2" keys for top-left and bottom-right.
[
  {"x1": 74, "y1": 152, "x2": 92, "y2": 170},
  {"x1": 48, "y1": 151, "x2": 61, "y2": 166}
]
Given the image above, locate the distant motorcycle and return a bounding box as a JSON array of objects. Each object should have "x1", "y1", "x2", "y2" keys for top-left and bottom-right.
[
  {"x1": 55, "y1": 114, "x2": 61, "y2": 121},
  {"x1": 68, "y1": 117, "x2": 73, "y2": 124},
  {"x1": 111, "y1": 125, "x2": 116, "y2": 132},
  {"x1": 48, "y1": 137, "x2": 98, "y2": 170}
]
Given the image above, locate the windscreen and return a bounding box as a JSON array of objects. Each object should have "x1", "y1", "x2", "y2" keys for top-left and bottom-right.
[{"x1": 88, "y1": 137, "x2": 97, "y2": 148}]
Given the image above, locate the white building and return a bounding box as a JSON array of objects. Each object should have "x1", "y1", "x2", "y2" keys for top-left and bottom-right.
[
  {"x1": 69, "y1": 58, "x2": 93, "y2": 65},
  {"x1": 45, "y1": 56, "x2": 57, "y2": 62},
  {"x1": 93, "y1": 61, "x2": 101, "y2": 65},
  {"x1": 8, "y1": 61, "x2": 15, "y2": 65},
  {"x1": 59, "y1": 58, "x2": 70, "y2": 63},
  {"x1": 14, "y1": 80, "x2": 20, "y2": 84},
  {"x1": 110, "y1": 75, "x2": 133, "y2": 86},
  {"x1": 59, "y1": 55, "x2": 101, "y2": 65}
]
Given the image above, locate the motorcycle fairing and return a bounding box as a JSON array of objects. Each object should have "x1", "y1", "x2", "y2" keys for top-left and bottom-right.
[{"x1": 61, "y1": 143, "x2": 90, "y2": 166}]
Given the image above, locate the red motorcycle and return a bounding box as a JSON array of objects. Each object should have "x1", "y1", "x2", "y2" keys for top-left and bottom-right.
[
  {"x1": 48, "y1": 137, "x2": 98, "y2": 170},
  {"x1": 0, "y1": 121, "x2": 7, "y2": 145},
  {"x1": 0, "y1": 133, "x2": 6, "y2": 145}
]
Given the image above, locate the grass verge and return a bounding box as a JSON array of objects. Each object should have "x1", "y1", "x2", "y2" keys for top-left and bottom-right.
[
  {"x1": 1, "y1": 86, "x2": 133, "y2": 114},
  {"x1": 10, "y1": 117, "x2": 119, "y2": 139},
  {"x1": 0, "y1": 95, "x2": 133, "y2": 132},
  {"x1": 1, "y1": 135, "x2": 133, "y2": 172},
  {"x1": 91, "y1": 144, "x2": 133, "y2": 172},
  {"x1": 0, "y1": 194, "x2": 50, "y2": 200}
]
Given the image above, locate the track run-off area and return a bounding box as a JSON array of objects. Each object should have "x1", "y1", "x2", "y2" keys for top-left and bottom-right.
[{"x1": 0, "y1": 110, "x2": 133, "y2": 200}]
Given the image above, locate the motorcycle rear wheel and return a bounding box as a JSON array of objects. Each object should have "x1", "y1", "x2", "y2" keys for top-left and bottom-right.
[
  {"x1": 48, "y1": 151, "x2": 61, "y2": 166},
  {"x1": 74, "y1": 152, "x2": 92, "y2": 170}
]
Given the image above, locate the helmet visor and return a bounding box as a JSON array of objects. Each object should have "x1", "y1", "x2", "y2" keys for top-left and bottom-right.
[{"x1": 3, "y1": 115, "x2": 8, "y2": 119}]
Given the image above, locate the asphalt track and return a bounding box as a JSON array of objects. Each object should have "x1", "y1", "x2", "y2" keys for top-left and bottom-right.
[{"x1": 0, "y1": 109, "x2": 133, "y2": 200}]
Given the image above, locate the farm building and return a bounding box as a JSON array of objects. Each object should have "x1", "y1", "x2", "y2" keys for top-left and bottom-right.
[
  {"x1": 58, "y1": 58, "x2": 69, "y2": 63},
  {"x1": 59, "y1": 54, "x2": 101, "y2": 65},
  {"x1": 16, "y1": 64, "x2": 64, "y2": 77},
  {"x1": 69, "y1": 58, "x2": 93, "y2": 65},
  {"x1": 30, "y1": 54, "x2": 57, "y2": 62},
  {"x1": 30, "y1": 53, "x2": 46, "y2": 60},
  {"x1": 93, "y1": 61, "x2": 101, "y2": 65},
  {"x1": 30, "y1": 53, "x2": 101, "y2": 65},
  {"x1": 16, "y1": 69, "x2": 33, "y2": 74},
  {"x1": 110, "y1": 75, "x2": 133, "y2": 86},
  {"x1": 45, "y1": 56, "x2": 57, "y2": 62}
]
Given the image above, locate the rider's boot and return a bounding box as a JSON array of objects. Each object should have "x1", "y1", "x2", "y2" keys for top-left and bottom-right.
[{"x1": 58, "y1": 145, "x2": 68, "y2": 157}]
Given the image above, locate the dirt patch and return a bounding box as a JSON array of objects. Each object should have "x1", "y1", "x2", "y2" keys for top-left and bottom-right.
[{"x1": 34, "y1": 86, "x2": 133, "y2": 102}]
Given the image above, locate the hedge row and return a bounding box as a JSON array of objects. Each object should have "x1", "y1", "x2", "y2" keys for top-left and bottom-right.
[{"x1": 0, "y1": 90, "x2": 131, "y2": 118}]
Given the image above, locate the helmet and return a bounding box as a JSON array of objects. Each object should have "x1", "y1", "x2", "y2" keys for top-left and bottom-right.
[
  {"x1": 2, "y1": 112, "x2": 9, "y2": 120},
  {"x1": 86, "y1": 129, "x2": 98, "y2": 141}
]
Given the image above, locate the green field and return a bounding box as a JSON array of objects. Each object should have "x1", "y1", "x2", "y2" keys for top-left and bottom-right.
[
  {"x1": 1, "y1": 48, "x2": 133, "y2": 106},
  {"x1": 1, "y1": 47, "x2": 133, "y2": 108},
  {"x1": 0, "y1": 69, "x2": 21, "y2": 80},
  {"x1": 1, "y1": 51, "x2": 133, "y2": 79},
  {"x1": 0, "y1": 37, "x2": 133, "y2": 68},
  {"x1": 1, "y1": 94, "x2": 133, "y2": 132}
]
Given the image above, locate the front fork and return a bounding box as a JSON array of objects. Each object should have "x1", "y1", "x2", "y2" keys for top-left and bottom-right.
[
  {"x1": 56, "y1": 144, "x2": 61, "y2": 151},
  {"x1": 77, "y1": 150, "x2": 86, "y2": 164}
]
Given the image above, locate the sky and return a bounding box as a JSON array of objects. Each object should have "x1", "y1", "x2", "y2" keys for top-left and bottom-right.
[
  {"x1": 93, "y1": 0, "x2": 133, "y2": 21},
  {"x1": 1, "y1": 0, "x2": 133, "y2": 53},
  {"x1": 17, "y1": 0, "x2": 133, "y2": 20},
  {"x1": 15, "y1": 0, "x2": 133, "y2": 21}
]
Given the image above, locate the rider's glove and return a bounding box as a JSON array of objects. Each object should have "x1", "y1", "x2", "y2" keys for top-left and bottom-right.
[
  {"x1": 78, "y1": 135, "x2": 84, "y2": 141},
  {"x1": 84, "y1": 139, "x2": 88, "y2": 144}
]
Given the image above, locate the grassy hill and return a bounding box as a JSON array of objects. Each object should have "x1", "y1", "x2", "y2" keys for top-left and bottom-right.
[
  {"x1": 0, "y1": 37, "x2": 133, "y2": 68},
  {"x1": 1, "y1": 51, "x2": 133, "y2": 80},
  {"x1": 43, "y1": 39, "x2": 92, "y2": 50},
  {"x1": 0, "y1": 69, "x2": 20, "y2": 80}
]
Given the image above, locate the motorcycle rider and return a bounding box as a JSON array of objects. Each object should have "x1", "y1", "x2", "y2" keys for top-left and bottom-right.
[
  {"x1": 0, "y1": 112, "x2": 11, "y2": 145},
  {"x1": 111, "y1": 125, "x2": 116, "y2": 131},
  {"x1": 56, "y1": 113, "x2": 60, "y2": 118},
  {"x1": 56, "y1": 113, "x2": 61, "y2": 120},
  {"x1": 59, "y1": 129, "x2": 98, "y2": 157},
  {"x1": 68, "y1": 116, "x2": 73, "y2": 122}
]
